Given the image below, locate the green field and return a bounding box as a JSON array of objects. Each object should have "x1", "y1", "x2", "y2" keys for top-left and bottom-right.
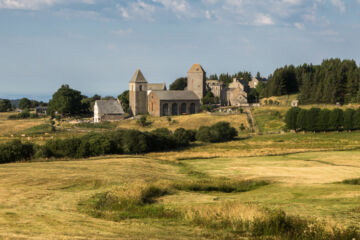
[{"x1": 1, "y1": 110, "x2": 360, "y2": 239}]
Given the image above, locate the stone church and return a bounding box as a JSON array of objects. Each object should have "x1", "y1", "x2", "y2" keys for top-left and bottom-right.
[{"x1": 129, "y1": 64, "x2": 261, "y2": 117}]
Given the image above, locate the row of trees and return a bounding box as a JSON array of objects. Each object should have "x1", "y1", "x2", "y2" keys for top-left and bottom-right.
[
  {"x1": 264, "y1": 59, "x2": 360, "y2": 104},
  {"x1": 0, "y1": 122, "x2": 237, "y2": 163},
  {"x1": 285, "y1": 107, "x2": 360, "y2": 132}
]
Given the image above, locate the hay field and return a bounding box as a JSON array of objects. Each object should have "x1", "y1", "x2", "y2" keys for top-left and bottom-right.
[{"x1": 116, "y1": 113, "x2": 249, "y2": 131}]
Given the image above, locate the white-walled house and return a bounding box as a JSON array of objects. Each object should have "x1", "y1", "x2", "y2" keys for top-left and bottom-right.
[{"x1": 94, "y1": 99, "x2": 125, "y2": 123}]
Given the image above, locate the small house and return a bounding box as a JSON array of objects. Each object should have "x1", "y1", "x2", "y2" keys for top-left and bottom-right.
[
  {"x1": 35, "y1": 106, "x2": 47, "y2": 115},
  {"x1": 94, "y1": 99, "x2": 125, "y2": 123}
]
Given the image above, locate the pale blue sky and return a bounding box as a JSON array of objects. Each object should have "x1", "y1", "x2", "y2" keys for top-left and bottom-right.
[{"x1": 0, "y1": 0, "x2": 359, "y2": 100}]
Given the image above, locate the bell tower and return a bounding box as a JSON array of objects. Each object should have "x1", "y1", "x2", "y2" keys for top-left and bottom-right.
[
  {"x1": 187, "y1": 64, "x2": 206, "y2": 99},
  {"x1": 129, "y1": 69, "x2": 148, "y2": 116}
]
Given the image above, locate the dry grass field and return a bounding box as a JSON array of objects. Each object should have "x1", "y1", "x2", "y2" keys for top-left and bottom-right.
[
  {"x1": 1, "y1": 110, "x2": 360, "y2": 239},
  {"x1": 116, "y1": 113, "x2": 249, "y2": 132}
]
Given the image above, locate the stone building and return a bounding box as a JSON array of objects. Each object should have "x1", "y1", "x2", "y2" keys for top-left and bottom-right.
[
  {"x1": 94, "y1": 99, "x2": 125, "y2": 123},
  {"x1": 249, "y1": 76, "x2": 267, "y2": 89},
  {"x1": 129, "y1": 69, "x2": 148, "y2": 116},
  {"x1": 148, "y1": 91, "x2": 200, "y2": 117},
  {"x1": 187, "y1": 64, "x2": 206, "y2": 99},
  {"x1": 129, "y1": 63, "x2": 258, "y2": 117}
]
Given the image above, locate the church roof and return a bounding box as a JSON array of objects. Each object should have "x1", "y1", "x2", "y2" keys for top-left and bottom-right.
[
  {"x1": 151, "y1": 90, "x2": 200, "y2": 101},
  {"x1": 130, "y1": 69, "x2": 148, "y2": 83},
  {"x1": 188, "y1": 64, "x2": 206, "y2": 73},
  {"x1": 148, "y1": 83, "x2": 167, "y2": 91},
  {"x1": 95, "y1": 100, "x2": 124, "y2": 115}
]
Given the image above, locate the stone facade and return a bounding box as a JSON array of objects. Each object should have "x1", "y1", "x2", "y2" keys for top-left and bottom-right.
[
  {"x1": 129, "y1": 64, "x2": 260, "y2": 117},
  {"x1": 249, "y1": 76, "x2": 267, "y2": 89},
  {"x1": 148, "y1": 91, "x2": 200, "y2": 117},
  {"x1": 129, "y1": 70, "x2": 148, "y2": 116},
  {"x1": 94, "y1": 100, "x2": 125, "y2": 123},
  {"x1": 187, "y1": 64, "x2": 206, "y2": 99}
]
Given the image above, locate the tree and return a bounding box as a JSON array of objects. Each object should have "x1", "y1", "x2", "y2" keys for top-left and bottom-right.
[
  {"x1": 202, "y1": 91, "x2": 217, "y2": 104},
  {"x1": 47, "y1": 85, "x2": 86, "y2": 116},
  {"x1": 170, "y1": 77, "x2": 187, "y2": 90},
  {"x1": 344, "y1": 108, "x2": 355, "y2": 131},
  {"x1": 305, "y1": 108, "x2": 321, "y2": 132},
  {"x1": 285, "y1": 107, "x2": 300, "y2": 131},
  {"x1": 19, "y1": 98, "x2": 32, "y2": 110},
  {"x1": 318, "y1": 109, "x2": 331, "y2": 131},
  {"x1": 209, "y1": 74, "x2": 218, "y2": 80},
  {"x1": 329, "y1": 108, "x2": 344, "y2": 131},
  {"x1": 0, "y1": 99, "x2": 12, "y2": 112},
  {"x1": 118, "y1": 90, "x2": 130, "y2": 113},
  {"x1": 296, "y1": 109, "x2": 307, "y2": 131},
  {"x1": 353, "y1": 108, "x2": 360, "y2": 130}
]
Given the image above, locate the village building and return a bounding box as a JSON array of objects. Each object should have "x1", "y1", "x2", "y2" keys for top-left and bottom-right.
[
  {"x1": 35, "y1": 106, "x2": 47, "y2": 116},
  {"x1": 249, "y1": 76, "x2": 267, "y2": 89},
  {"x1": 129, "y1": 63, "x2": 262, "y2": 117},
  {"x1": 94, "y1": 99, "x2": 125, "y2": 123},
  {"x1": 148, "y1": 91, "x2": 200, "y2": 117}
]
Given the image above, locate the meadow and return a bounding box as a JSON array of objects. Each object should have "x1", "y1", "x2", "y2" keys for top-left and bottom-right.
[{"x1": 0, "y1": 108, "x2": 360, "y2": 239}]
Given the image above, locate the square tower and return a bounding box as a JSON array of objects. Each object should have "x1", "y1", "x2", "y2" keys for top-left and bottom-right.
[
  {"x1": 129, "y1": 69, "x2": 148, "y2": 116},
  {"x1": 187, "y1": 64, "x2": 206, "y2": 99}
]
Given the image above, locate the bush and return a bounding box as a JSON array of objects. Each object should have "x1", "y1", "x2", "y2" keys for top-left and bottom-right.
[
  {"x1": 174, "y1": 128, "x2": 192, "y2": 147},
  {"x1": 7, "y1": 110, "x2": 40, "y2": 120},
  {"x1": 200, "y1": 105, "x2": 215, "y2": 112},
  {"x1": 196, "y1": 122, "x2": 237, "y2": 143},
  {"x1": 329, "y1": 108, "x2": 344, "y2": 131},
  {"x1": 0, "y1": 140, "x2": 35, "y2": 164},
  {"x1": 137, "y1": 115, "x2": 152, "y2": 127},
  {"x1": 285, "y1": 107, "x2": 300, "y2": 131}
]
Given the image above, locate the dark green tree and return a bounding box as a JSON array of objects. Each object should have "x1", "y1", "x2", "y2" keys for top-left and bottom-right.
[
  {"x1": 285, "y1": 107, "x2": 300, "y2": 131},
  {"x1": 19, "y1": 98, "x2": 32, "y2": 110},
  {"x1": 47, "y1": 85, "x2": 86, "y2": 116},
  {"x1": 343, "y1": 108, "x2": 355, "y2": 131},
  {"x1": 318, "y1": 109, "x2": 331, "y2": 131},
  {"x1": 0, "y1": 99, "x2": 12, "y2": 112},
  {"x1": 118, "y1": 90, "x2": 130, "y2": 113},
  {"x1": 353, "y1": 108, "x2": 360, "y2": 130},
  {"x1": 170, "y1": 77, "x2": 187, "y2": 90},
  {"x1": 296, "y1": 109, "x2": 307, "y2": 131},
  {"x1": 329, "y1": 108, "x2": 344, "y2": 131}
]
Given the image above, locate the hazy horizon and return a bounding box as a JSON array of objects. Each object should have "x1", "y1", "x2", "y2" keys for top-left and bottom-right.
[{"x1": 1, "y1": 0, "x2": 359, "y2": 100}]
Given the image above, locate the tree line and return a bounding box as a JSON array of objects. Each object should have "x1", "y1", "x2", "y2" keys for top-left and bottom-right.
[
  {"x1": 0, "y1": 122, "x2": 237, "y2": 164},
  {"x1": 264, "y1": 59, "x2": 360, "y2": 104},
  {"x1": 285, "y1": 107, "x2": 360, "y2": 132}
]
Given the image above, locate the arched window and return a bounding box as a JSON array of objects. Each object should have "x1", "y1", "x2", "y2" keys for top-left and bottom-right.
[
  {"x1": 139, "y1": 85, "x2": 142, "y2": 91},
  {"x1": 163, "y1": 103, "x2": 168, "y2": 116},
  {"x1": 171, "y1": 103, "x2": 178, "y2": 115},
  {"x1": 190, "y1": 103, "x2": 196, "y2": 114},
  {"x1": 180, "y1": 103, "x2": 187, "y2": 114}
]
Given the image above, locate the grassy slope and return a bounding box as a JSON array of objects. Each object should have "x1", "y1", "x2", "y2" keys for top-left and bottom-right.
[{"x1": 2, "y1": 110, "x2": 360, "y2": 238}]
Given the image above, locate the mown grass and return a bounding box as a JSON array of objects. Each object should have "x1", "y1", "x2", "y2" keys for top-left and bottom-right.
[
  {"x1": 81, "y1": 181, "x2": 360, "y2": 240},
  {"x1": 116, "y1": 113, "x2": 249, "y2": 132},
  {"x1": 75, "y1": 121, "x2": 117, "y2": 129}
]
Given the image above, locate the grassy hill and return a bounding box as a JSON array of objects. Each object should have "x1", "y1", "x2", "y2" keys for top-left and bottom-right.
[{"x1": 1, "y1": 110, "x2": 360, "y2": 238}]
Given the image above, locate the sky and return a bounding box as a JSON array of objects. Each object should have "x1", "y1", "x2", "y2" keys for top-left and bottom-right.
[{"x1": 0, "y1": 0, "x2": 359, "y2": 101}]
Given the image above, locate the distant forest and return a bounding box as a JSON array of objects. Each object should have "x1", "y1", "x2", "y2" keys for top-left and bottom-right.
[{"x1": 264, "y1": 58, "x2": 360, "y2": 104}]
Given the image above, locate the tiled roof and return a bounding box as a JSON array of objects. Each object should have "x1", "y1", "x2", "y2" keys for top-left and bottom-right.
[
  {"x1": 148, "y1": 83, "x2": 167, "y2": 91},
  {"x1": 130, "y1": 69, "x2": 148, "y2": 83},
  {"x1": 95, "y1": 100, "x2": 124, "y2": 114},
  {"x1": 151, "y1": 90, "x2": 200, "y2": 101}
]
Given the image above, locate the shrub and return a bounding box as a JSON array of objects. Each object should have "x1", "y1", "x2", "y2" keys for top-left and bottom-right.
[
  {"x1": 285, "y1": 107, "x2": 300, "y2": 131},
  {"x1": 196, "y1": 122, "x2": 237, "y2": 143},
  {"x1": 137, "y1": 115, "x2": 152, "y2": 127},
  {"x1": 121, "y1": 130, "x2": 148, "y2": 154},
  {"x1": 318, "y1": 109, "x2": 331, "y2": 131},
  {"x1": 239, "y1": 123, "x2": 246, "y2": 131},
  {"x1": 174, "y1": 128, "x2": 192, "y2": 147},
  {"x1": 344, "y1": 108, "x2": 355, "y2": 131},
  {"x1": 329, "y1": 108, "x2": 344, "y2": 131},
  {"x1": 0, "y1": 140, "x2": 35, "y2": 164},
  {"x1": 7, "y1": 110, "x2": 35, "y2": 120}
]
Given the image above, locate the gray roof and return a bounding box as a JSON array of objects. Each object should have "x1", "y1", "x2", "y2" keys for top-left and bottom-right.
[
  {"x1": 95, "y1": 100, "x2": 124, "y2": 114},
  {"x1": 130, "y1": 69, "x2": 147, "y2": 83},
  {"x1": 152, "y1": 90, "x2": 200, "y2": 101},
  {"x1": 148, "y1": 83, "x2": 167, "y2": 91}
]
